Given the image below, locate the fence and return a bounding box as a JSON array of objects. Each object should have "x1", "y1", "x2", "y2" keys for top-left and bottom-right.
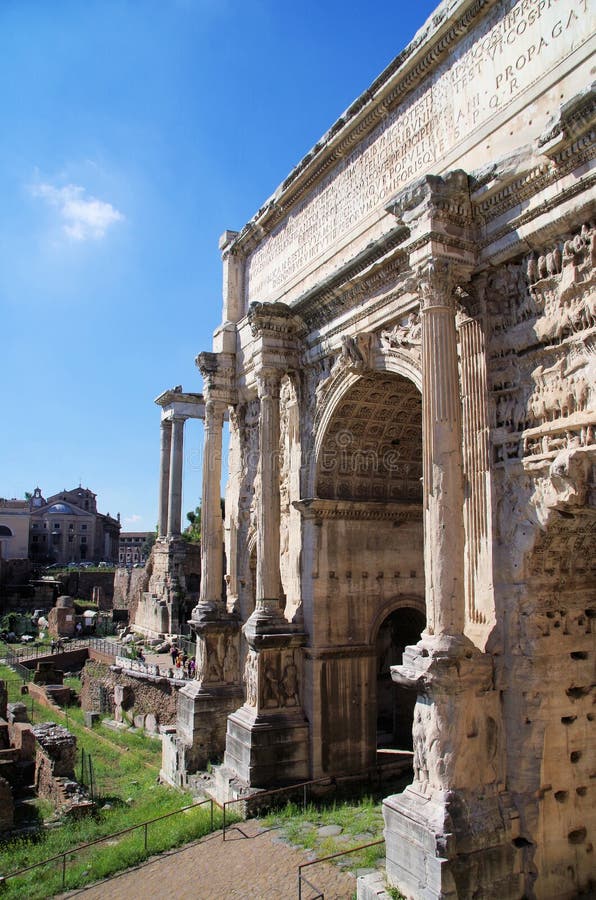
[
  {"x1": 297, "y1": 839, "x2": 385, "y2": 900},
  {"x1": 2, "y1": 637, "x2": 126, "y2": 666},
  {"x1": 2, "y1": 649, "x2": 33, "y2": 682},
  {"x1": 0, "y1": 798, "x2": 218, "y2": 895},
  {"x1": 221, "y1": 758, "x2": 411, "y2": 840}
]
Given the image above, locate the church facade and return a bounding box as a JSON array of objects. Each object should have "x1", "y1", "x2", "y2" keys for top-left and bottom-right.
[{"x1": 158, "y1": 0, "x2": 595, "y2": 896}]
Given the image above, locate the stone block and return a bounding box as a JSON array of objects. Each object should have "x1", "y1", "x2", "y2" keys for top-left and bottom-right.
[{"x1": 8, "y1": 723, "x2": 36, "y2": 761}]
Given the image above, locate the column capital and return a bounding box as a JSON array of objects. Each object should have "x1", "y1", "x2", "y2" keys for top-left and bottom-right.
[
  {"x1": 204, "y1": 397, "x2": 227, "y2": 420},
  {"x1": 417, "y1": 258, "x2": 460, "y2": 312},
  {"x1": 195, "y1": 351, "x2": 235, "y2": 404},
  {"x1": 256, "y1": 368, "x2": 282, "y2": 400}
]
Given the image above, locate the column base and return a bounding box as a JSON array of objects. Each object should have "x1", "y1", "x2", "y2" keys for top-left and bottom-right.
[
  {"x1": 382, "y1": 786, "x2": 523, "y2": 900},
  {"x1": 222, "y1": 704, "x2": 309, "y2": 789},
  {"x1": 382, "y1": 633, "x2": 523, "y2": 900},
  {"x1": 160, "y1": 680, "x2": 243, "y2": 787}
]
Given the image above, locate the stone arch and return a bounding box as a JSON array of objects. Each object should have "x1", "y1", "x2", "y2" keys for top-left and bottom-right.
[
  {"x1": 315, "y1": 370, "x2": 422, "y2": 503},
  {"x1": 0, "y1": 525, "x2": 13, "y2": 537},
  {"x1": 368, "y1": 594, "x2": 426, "y2": 647},
  {"x1": 374, "y1": 602, "x2": 426, "y2": 751},
  {"x1": 304, "y1": 365, "x2": 425, "y2": 774},
  {"x1": 308, "y1": 350, "x2": 421, "y2": 497}
]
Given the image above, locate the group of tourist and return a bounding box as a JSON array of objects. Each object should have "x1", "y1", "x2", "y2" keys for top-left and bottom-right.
[{"x1": 169, "y1": 644, "x2": 195, "y2": 679}]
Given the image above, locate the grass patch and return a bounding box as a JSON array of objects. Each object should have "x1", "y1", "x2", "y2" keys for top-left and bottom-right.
[
  {"x1": 263, "y1": 796, "x2": 386, "y2": 872},
  {"x1": 0, "y1": 661, "x2": 222, "y2": 898}
]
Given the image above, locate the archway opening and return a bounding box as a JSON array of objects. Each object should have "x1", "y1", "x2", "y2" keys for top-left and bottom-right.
[
  {"x1": 375, "y1": 606, "x2": 425, "y2": 751},
  {"x1": 312, "y1": 369, "x2": 425, "y2": 774}
]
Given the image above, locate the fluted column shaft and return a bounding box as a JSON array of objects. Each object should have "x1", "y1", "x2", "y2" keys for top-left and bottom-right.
[
  {"x1": 420, "y1": 262, "x2": 466, "y2": 637},
  {"x1": 167, "y1": 416, "x2": 185, "y2": 537},
  {"x1": 256, "y1": 370, "x2": 282, "y2": 608},
  {"x1": 199, "y1": 399, "x2": 226, "y2": 606},
  {"x1": 158, "y1": 420, "x2": 172, "y2": 538}
]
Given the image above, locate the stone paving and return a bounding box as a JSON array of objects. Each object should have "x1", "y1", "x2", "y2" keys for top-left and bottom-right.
[{"x1": 65, "y1": 819, "x2": 358, "y2": 899}]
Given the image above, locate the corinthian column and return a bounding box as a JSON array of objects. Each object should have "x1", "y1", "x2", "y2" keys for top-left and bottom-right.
[
  {"x1": 254, "y1": 369, "x2": 283, "y2": 620},
  {"x1": 167, "y1": 416, "x2": 185, "y2": 537},
  {"x1": 419, "y1": 259, "x2": 466, "y2": 638},
  {"x1": 199, "y1": 399, "x2": 226, "y2": 611},
  {"x1": 158, "y1": 419, "x2": 172, "y2": 538}
]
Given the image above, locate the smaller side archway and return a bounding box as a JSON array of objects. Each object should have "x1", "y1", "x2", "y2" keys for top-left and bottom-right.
[{"x1": 373, "y1": 602, "x2": 425, "y2": 751}]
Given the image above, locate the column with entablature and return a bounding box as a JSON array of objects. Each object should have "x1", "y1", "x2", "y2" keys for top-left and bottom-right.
[
  {"x1": 175, "y1": 352, "x2": 242, "y2": 781},
  {"x1": 149, "y1": 389, "x2": 205, "y2": 638},
  {"x1": 221, "y1": 302, "x2": 309, "y2": 791},
  {"x1": 381, "y1": 172, "x2": 510, "y2": 900}
]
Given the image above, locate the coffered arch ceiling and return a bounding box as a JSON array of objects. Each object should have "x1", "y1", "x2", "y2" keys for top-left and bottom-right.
[{"x1": 316, "y1": 372, "x2": 422, "y2": 503}]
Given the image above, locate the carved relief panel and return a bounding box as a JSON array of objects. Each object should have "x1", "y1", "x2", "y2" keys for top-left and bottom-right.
[
  {"x1": 487, "y1": 222, "x2": 595, "y2": 467},
  {"x1": 196, "y1": 628, "x2": 240, "y2": 687},
  {"x1": 243, "y1": 646, "x2": 302, "y2": 713}
]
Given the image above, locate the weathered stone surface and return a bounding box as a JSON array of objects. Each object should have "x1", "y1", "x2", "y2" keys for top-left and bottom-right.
[{"x1": 80, "y1": 659, "x2": 179, "y2": 733}]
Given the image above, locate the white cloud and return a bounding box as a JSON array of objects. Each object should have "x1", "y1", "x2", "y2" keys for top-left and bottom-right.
[
  {"x1": 124, "y1": 514, "x2": 142, "y2": 525},
  {"x1": 31, "y1": 181, "x2": 124, "y2": 241}
]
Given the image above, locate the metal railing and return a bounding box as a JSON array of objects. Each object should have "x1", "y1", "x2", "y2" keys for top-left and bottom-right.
[
  {"x1": 297, "y1": 839, "x2": 385, "y2": 899},
  {"x1": 222, "y1": 758, "x2": 410, "y2": 840},
  {"x1": 3, "y1": 637, "x2": 126, "y2": 664},
  {"x1": 0, "y1": 798, "x2": 218, "y2": 894},
  {"x1": 3, "y1": 649, "x2": 33, "y2": 681}
]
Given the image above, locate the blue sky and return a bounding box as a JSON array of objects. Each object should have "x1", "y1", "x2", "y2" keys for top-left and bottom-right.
[{"x1": 1, "y1": 0, "x2": 438, "y2": 531}]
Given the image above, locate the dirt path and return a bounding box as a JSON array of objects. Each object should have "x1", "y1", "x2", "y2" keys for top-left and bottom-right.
[{"x1": 64, "y1": 819, "x2": 357, "y2": 899}]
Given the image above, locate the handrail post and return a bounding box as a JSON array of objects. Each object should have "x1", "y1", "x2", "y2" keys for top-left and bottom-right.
[
  {"x1": 223, "y1": 802, "x2": 226, "y2": 840},
  {"x1": 210, "y1": 799, "x2": 214, "y2": 831},
  {"x1": 298, "y1": 864, "x2": 302, "y2": 900},
  {"x1": 62, "y1": 853, "x2": 66, "y2": 890},
  {"x1": 144, "y1": 822, "x2": 148, "y2": 851}
]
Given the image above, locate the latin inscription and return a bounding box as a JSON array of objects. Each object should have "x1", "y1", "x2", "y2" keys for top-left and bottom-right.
[{"x1": 245, "y1": 0, "x2": 592, "y2": 302}]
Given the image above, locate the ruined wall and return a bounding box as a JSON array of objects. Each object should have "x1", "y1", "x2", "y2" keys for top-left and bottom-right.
[
  {"x1": 80, "y1": 660, "x2": 179, "y2": 729},
  {"x1": 60, "y1": 570, "x2": 116, "y2": 604},
  {"x1": 113, "y1": 565, "x2": 149, "y2": 618}
]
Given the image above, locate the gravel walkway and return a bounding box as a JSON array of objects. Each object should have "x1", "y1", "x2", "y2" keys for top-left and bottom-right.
[{"x1": 64, "y1": 819, "x2": 357, "y2": 899}]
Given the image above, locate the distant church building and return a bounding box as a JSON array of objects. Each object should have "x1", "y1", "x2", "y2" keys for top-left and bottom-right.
[
  {"x1": 152, "y1": 1, "x2": 595, "y2": 897},
  {"x1": 0, "y1": 486, "x2": 121, "y2": 564}
]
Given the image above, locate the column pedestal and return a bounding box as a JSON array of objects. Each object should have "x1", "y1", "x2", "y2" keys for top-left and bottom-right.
[
  {"x1": 361, "y1": 634, "x2": 523, "y2": 900},
  {"x1": 161, "y1": 611, "x2": 243, "y2": 787},
  {"x1": 219, "y1": 628, "x2": 308, "y2": 793}
]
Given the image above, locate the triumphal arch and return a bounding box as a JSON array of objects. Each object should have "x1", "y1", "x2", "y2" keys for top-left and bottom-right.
[{"x1": 158, "y1": 0, "x2": 595, "y2": 895}]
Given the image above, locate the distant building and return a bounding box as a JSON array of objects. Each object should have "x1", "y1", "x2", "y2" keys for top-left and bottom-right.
[
  {"x1": 119, "y1": 532, "x2": 154, "y2": 566},
  {"x1": 0, "y1": 499, "x2": 31, "y2": 559},
  {"x1": 0, "y1": 486, "x2": 120, "y2": 564}
]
